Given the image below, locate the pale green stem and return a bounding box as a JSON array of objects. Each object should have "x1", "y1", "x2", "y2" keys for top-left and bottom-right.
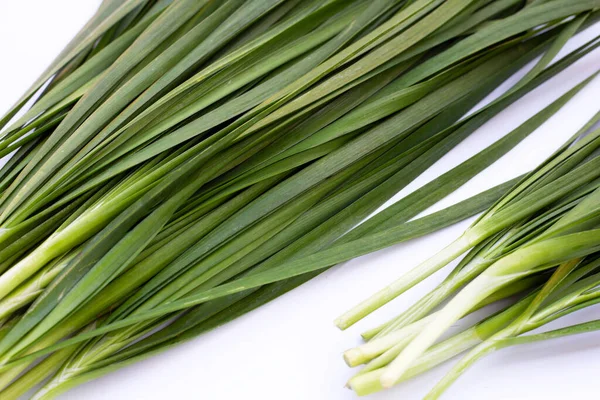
[
  {"x1": 379, "y1": 273, "x2": 506, "y2": 388},
  {"x1": 0, "y1": 253, "x2": 75, "y2": 319},
  {"x1": 423, "y1": 339, "x2": 501, "y2": 400},
  {"x1": 1, "y1": 347, "x2": 77, "y2": 400},
  {"x1": 425, "y1": 259, "x2": 581, "y2": 398},
  {"x1": 354, "y1": 270, "x2": 534, "y2": 369},
  {"x1": 335, "y1": 231, "x2": 478, "y2": 329},
  {"x1": 344, "y1": 313, "x2": 436, "y2": 367},
  {"x1": 349, "y1": 330, "x2": 482, "y2": 396},
  {"x1": 372, "y1": 256, "x2": 492, "y2": 340},
  {"x1": 377, "y1": 228, "x2": 600, "y2": 387},
  {"x1": 37, "y1": 334, "x2": 140, "y2": 396},
  {"x1": 349, "y1": 295, "x2": 530, "y2": 395},
  {"x1": 364, "y1": 227, "x2": 519, "y2": 340},
  {"x1": 0, "y1": 183, "x2": 151, "y2": 302},
  {"x1": 2, "y1": 321, "x2": 102, "y2": 400}
]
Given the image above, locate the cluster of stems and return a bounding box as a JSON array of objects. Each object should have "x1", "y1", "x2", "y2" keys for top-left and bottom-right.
[{"x1": 1, "y1": 0, "x2": 600, "y2": 399}]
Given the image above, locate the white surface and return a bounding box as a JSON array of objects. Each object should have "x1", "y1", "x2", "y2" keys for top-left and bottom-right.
[{"x1": 2, "y1": 1, "x2": 600, "y2": 399}]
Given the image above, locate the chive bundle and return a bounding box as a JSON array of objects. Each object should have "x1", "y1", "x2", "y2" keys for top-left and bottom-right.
[
  {"x1": 1, "y1": 0, "x2": 600, "y2": 398},
  {"x1": 337, "y1": 12, "x2": 600, "y2": 400}
]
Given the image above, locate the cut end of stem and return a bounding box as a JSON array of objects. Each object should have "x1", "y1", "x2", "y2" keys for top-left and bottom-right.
[
  {"x1": 334, "y1": 316, "x2": 349, "y2": 330},
  {"x1": 360, "y1": 329, "x2": 378, "y2": 341},
  {"x1": 343, "y1": 348, "x2": 364, "y2": 367},
  {"x1": 347, "y1": 369, "x2": 384, "y2": 397}
]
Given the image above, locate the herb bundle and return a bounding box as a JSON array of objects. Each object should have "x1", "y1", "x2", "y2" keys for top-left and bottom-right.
[
  {"x1": 337, "y1": 8, "x2": 600, "y2": 400},
  {"x1": 1, "y1": 0, "x2": 599, "y2": 398}
]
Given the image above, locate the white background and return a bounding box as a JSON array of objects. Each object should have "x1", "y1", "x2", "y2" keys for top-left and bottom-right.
[{"x1": 2, "y1": 1, "x2": 600, "y2": 399}]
